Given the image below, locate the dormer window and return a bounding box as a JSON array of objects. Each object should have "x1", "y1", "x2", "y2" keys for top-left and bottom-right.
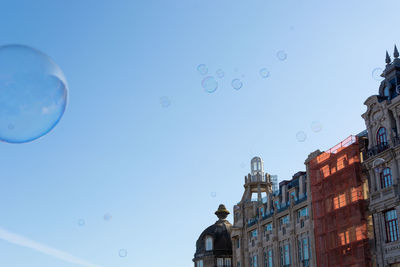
[{"x1": 205, "y1": 236, "x2": 213, "y2": 251}]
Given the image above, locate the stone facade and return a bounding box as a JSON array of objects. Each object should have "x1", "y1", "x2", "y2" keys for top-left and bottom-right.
[
  {"x1": 231, "y1": 157, "x2": 316, "y2": 267},
  {"x1": 361, "y1": 47, "x2": 400, "y2": 266}
]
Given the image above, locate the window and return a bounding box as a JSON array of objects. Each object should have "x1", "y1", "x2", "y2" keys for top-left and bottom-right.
[
  {"x1": 290, "y1": 191, "x2": 297, "y2": 202},
  {"x1": 280, "y1": 215, "x2": 289, "y2": 226},
  {"x1": 224, "y1": 258, "x2": 232, "y2": 267},
  {"x1": 284, "y1": 244, "x2": 290, "y2": 265},
  {"x1": 377, "y1": 127, "x2": 388, "y2": 146},
  {"x1": 252, "y1": 255, "x2": 258, "y2": 267},
  {"x1": 298, "y1": 207, "x2": 308, "y2": 220},
  {"x1": 251, "y1": 229, "x2": 258, "y2": 238},
  {"x1": 385, "y1": 209, "x2": 399, "y2": 242},
  {"x1": 237, "y1": 262, "x2": 240, "y2": 267},
  {"x1": 205, "y1": 236, "x2": 213, "y2": 251},
  {"x1": 265, "y1": 249, "x2": 273, "y2": 267},
  {"x1": 381, "y1": 167, "x2": 393, "y2": 188},
  {"x1": 217, "y1": 258, "x2": 224, "y2": 267},
  {"x1": 333, "y1": 192, "x2": 347, "y2": 210},
  {"x1": 265, "y1": 223, "x2": 273, "y2": 231},
  {"x1": 351, "y1": 186, "x2": 363, "y2": 202},
  {"x1": 303, "y1": 238, "x2": 309, "y2": 260},
  {"x1": 237, "y1": 239, "x2": 240, "y2": 248},
  {"x1": 355, "y1": 224, "x2": 366, "y2": 241},
  {"x1": 338, "y1": 230, "x2": 350, "y2": 245},
  {"x1": 196, "y1": 260, "x2": 203, "y2": 267}
]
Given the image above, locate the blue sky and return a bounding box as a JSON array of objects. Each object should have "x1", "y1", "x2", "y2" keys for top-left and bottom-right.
[{"x1": 0, "y1": 0, "x2": 399, "y2": 266}]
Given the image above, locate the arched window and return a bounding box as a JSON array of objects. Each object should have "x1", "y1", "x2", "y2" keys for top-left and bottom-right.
[
  {"x1": 377, "y1": 127, "x2": 388, "y2": 146},
  {"x1": 381, "y1": 167, "x2": 393, "y2": 188},
  {"x1": 205, "y1": 236, "x2": 213, "y2": 251}
]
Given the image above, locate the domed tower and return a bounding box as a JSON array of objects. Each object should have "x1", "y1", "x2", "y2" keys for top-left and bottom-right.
[
  {"x1": 242, "y1": 156, "x2": 272, "y2": 204},
  {"x1": 193, "y1": 204, "x2": 233, "y2": 267}
]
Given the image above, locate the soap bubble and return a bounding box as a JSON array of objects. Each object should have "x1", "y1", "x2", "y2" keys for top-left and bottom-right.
[
  {"x1": 231, "y1": 79, "x2": 243, "y2": 90},
  {"x1": 259, "y1": 68, "x2": 270, "y2": 78},
  {"x1": 119, "y1": 249, "x2": 128, "y2": 258},
  {"x1": 103, "y1": 213, "x2": 112, "y2": 221},
  {"x1": 296, "y1": 131, "x2": 307, "y2": 142},
  {"x1": 210, "y1": 192, "x2": 217, "y2": 198},
  {"x1": 277, "y1": 50, "x2": 287, "y2": 61},
  {"x1": 78, "y1": 219, "x2": 85, "y2": 226},
  {"x1": 159, "y1": 96, "x2": 171, "y2": 108},
  {"x1": 0, "y1": 44, "x2": 68, "y2": 144},
  {"x1": 372, "y1": 67, "x2": 384, "y2": 81},
  {"x1": 311, "y1": 121, "x2": 322, "y2": 133},
  {"x1": 197, "y1": 64, "x2": 208, "y2": 75},
  {"x1": 216, "y1": 69, "x2": 225, "y2": 78},
  {"x1": 202, "y1": 76, "x2": 218, "y2": 93}
]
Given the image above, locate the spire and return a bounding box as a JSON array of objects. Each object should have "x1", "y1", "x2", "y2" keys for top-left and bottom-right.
[
  {"x1": 215, "y1": 204, "x2": 230, "y2": 220},
  {"x1": 394, "y1": 45, "x2": 399, "y2": 58},
  {"x1": 386, "y1": 51, "x2": 392, "y2": 64}
]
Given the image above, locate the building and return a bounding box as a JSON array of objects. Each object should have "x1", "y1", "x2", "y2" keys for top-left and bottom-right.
[
  {"x1": 306, "y1": 135, "x2": 373, "y2": 267},
  {"x1": 193, "y1": 204, "x2": 233, "y2": 267},
  {"x1": 230, "y1": 156, "x2": 315, "y2": 267},
  {"x1": 361, "y1": 46, "x2": 400, "y2": 266}
]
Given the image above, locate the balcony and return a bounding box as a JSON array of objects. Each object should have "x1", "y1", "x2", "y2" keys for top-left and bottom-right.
[{"x1": 366, "y1": 137, "x2": 400, "y2": 159}]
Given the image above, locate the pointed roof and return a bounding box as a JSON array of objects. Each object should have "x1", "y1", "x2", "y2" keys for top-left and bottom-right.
[
  {"x1": 386, "y1": 51, "x2": 392, "y2": 64},
  {"x1": 394, "y1": 45, "x2": 399, "y2": 58}
]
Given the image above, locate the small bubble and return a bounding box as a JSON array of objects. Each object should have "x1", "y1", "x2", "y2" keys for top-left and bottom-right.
[
  {"x1": 197, "y1": 64, "x2": 208, "y2": 75},
  {"x1": 119, "y1": 249, "x2": 128, "y2": 258},
  {"x1": 7, "y1": 124, "x2": 14, "y2": 130},
  {"x1": 103, "y1": 213, "x2": 112, "y2": 221},
  {"x1": 159, "y1": 96, "x2": 171, "y2": 108},
  {"x1": 240, "y1": 162, "x2": 246, "y2": 168},
  {"x1": 78, "y1": 219, "x2": 85, "y2": 226},
  {"x1": 210, "y1": 192, "x2": 217, "y2": 198},
  {"x1": 259, "y1": 68, "x2": 270, "y2": 78},
  {"x1": 277, "y1": 50, "x2": 287, "y2": 61},
  {"x1": 289, "y1": 26, "x2": 295, "y2": 31},
  {"x1": 311, "y1": 121, "x2": 322, "y2": 133},
  {"x1": 296, "y1": 131, "x2": 307, "y2": 142},
  {"x1": 231, "y1": 79, "x2": 243, "y2": 90},
  {"x1": 372, "y1": 67, "x2": 384, "y2": 81},
  {"x1": 202, "y1": 76, "x2": 218, "y2": 93},
  {"x1": 216, "y1": 69, "x2": 225, "y2": 79}
]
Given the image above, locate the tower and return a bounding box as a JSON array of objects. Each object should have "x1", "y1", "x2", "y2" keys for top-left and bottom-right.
[
  {"x1": 241, "y1": 156, "x2": 272, "y2": 204},
  {"x1": 193, "y1": 205, "x2": 233, "y2": 267}
]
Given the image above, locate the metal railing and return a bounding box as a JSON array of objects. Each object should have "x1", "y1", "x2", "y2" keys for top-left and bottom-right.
[{"x1": 366, "y1": 137, "x2": 400, "y2": 159}]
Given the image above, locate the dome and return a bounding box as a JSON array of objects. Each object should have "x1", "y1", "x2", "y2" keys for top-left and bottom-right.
[{"x1": 193, "y1": 205, "x2": 233, "y2": 260}]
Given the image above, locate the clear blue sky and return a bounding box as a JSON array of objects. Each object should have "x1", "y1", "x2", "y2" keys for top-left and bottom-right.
[{"x1": 0, "y1": 0, "x2": 399, "y2": 266}]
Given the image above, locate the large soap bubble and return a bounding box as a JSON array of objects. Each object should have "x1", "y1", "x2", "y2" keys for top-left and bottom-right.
[{"x1": 0, "y1": 44, "x2": 68, "y2": 143}]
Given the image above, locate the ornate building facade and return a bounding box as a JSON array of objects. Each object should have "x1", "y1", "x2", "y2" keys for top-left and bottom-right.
[
  {"x1": 230, "y1": 156, "x2": 316, "y2": 267},
  {"x1": 362, "y1": 46, "x2": 400, "y2": 266}
]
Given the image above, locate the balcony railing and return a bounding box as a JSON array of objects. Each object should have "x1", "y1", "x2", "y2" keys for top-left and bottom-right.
[{"x1": 365, "y1": 136, "x2": 400, "y2": 159}]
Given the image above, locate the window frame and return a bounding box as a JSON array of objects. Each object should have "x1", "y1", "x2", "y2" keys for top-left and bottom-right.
[
  {"x1": 381, "y1": 167, "x2": 393, "y2": 189},
  {"x1": 205, "y1": 236, "x2": 213, "y2": 251},
  {"x1": 385, "y1": 209, "x2": 399, "y2": 243},
  {"x1": 377, "y1": 127, "x2": 388, "y2": 146}
]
